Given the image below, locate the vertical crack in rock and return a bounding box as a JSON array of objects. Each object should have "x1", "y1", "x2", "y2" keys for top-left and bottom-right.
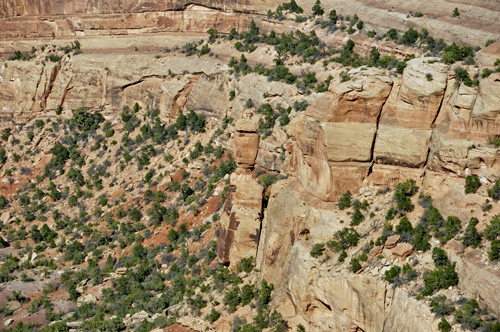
[{"x1": 40, "y1": 62, "x2": 61, "y2": 112}]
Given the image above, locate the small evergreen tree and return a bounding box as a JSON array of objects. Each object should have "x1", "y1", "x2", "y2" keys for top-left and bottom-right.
[{"x1": 312, "y1": 0, "x2": 324, "y2": 16}]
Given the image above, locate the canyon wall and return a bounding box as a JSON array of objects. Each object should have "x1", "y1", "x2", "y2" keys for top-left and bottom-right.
[{"x1": 1, "y1": 0, "x2": 499, "y2": 46}]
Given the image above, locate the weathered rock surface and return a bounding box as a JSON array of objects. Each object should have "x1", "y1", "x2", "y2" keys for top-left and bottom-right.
[
  {"x1": 1, "y1": 0, "x2": 499, "y2": 48},
  {"x1": 234, "y1": 119, "x2": 259, "y2": 168},
  {"x1": 391, "y1": 243, "x2": 414, "y2": 260},
  {"x1": 1, "y1": 211, "x2": 11, "y2": 225},
  {"x1": 217, "y1": 169, "x2": 263, "y2": 270},
  {"x1": 384, "y1": 235, "x2": 402, "y2": 249}
]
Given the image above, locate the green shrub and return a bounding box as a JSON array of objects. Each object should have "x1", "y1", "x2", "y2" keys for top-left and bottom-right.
[
  {"x1": 338, "y1": 249, "x2": 347, "y2": 263},
  {"x1": 312, "y1": 0, "x2": 324, "y2": 16},
  {"x1": 200, "y1": 44, "x2": 210, "y2": 55},
  {"x1": 465, "y1": 175, "x2": 481, "y2": 194},
  {"x1": 327, "y1": 227, "x2": 359, "y2": 251},
  {"x1": 411, "y1": 224, "x2": 431, "y2": 251},
  {"x1": 338, "y1": 191, "x2": 352, "y2": 210},
  {"x1": 375, "y1": 235, "x2": 387, "y2": 246},
  {"x1": 237, "y1": 257, "x2": 254, "y2": 273},
  {"x1": 70, "y1": 108, "x2": 104, "y2": 132},
  {"x1": 432, "y1": 247, "x2": 449, "y2": 267},
  {"x1": 489, "y1": 240, "x2": 499, "y2": 261},
  {"x1": 394, "y1": 179, "x2": 418, "y2": 212},
  {"x1": 258, "y1": 174, "x2": 280, "y2": 189},
  {"x1": 430, "y1": 296, "x2": 455, "y2": 317},
  {"x1": 68, "y1": 195, "x2": 77, "y2": 207},
  {"x1": 461, "y1": 217, "x2": 482, "y2": 248},
  {"x1": 258, "y1": 280, "x2": 274, "y2": 307},
  {"x1": 421, "y1": 205, "x2": 444, "y2": 228},
  {"x1": 224, "y1": 286, "x2": 241, "y2": 313},
  {"x1": 438, "y1": 317, "x2": 451, "y2": 332},
  {"x1": 484, "y1": 215, "x2": 500, "y2": 240},
  {"x1": 442, "y1": 43, "x2": 473, "y2": 64},
  {"x1": 282, "y1": 0, "x2": 303, "y2": 14},
  {"x1": 350, "y1": 258, "x2": 362, "y2": 272},
  {"x1": 0, "y1": 196, "x2": 7, "y2": 209},
  {"x1": 488, "y1": 179, "x2": 500, "y2": 201},
  {"x1": 422, "y1": 263, "x2": 458, "y2": 296},
  {"x1": 438, "y1": 216, "x2": 462, "y2": 244},
  {"x1": 396, "y1": 61, "x2": 407, "y2": 74},
  {"x1": 350, "y1": 208, "x2": 364, "y2": 226},
  {"x1": 454, "y1": 299, "x2": 482, "y2": 331},
  {"x1": 0, "y1": 149, "x2": 6, "y2": 164},
  {"x1": 310, "y1": 243, "x2": 324, "y2": 258},
  {"x1": 385, "y1": 265, "x2": 401, "y2": 282},
  {"x1": 395, "y1": 216, "x2": 413, "y2": 234},
  {"x1": 51, "y1": 141, "x2": 70, "y2": 166},
  {"x1": 206, "y1": 308, "x2": 220, "y2": 323}
]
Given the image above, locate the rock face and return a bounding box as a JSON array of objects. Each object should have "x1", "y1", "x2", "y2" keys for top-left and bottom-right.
[
  {"x1": 217, "y1": 169, "x2": 263, "y2": 270},
  {"x1": 234, "y1": 119, "x2": 259, "y2": 168},
  {"x1": 254, "y1": 179, "x2": 444, "y2": 332},
  {"x1": 1, "y1": 0, "x2": 499, "y2": 47},
  {"x1": 0, "y1": 54, "x2": 229, "y2": 123},
  {"x1": 287, "y1": 57, "x2": 500, "y2": 201}
]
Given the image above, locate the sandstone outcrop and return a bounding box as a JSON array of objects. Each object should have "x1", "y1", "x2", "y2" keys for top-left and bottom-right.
[
  {"x1": 384, "y1": 235, "x2": 402, "y2": 249},
  {"x1": 1, "y1": 0, "x2": 499, "y2": 48},
  {"x1": 217, "y1": 169, "x2": 263, "y2": 270},
  {"x1": 233, "y1": 119, "x2": 259, "y2": 168},
  {"x1": 391, "y1": 243, "x2": 414, "y2": 260}
]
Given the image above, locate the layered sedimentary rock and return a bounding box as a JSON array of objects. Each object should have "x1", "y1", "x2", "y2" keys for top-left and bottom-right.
[
  {"x1": 217, "y1": 169, "x2": 263, "y2": 270},
  {"x1": 286, "y1": 57, "x2": 500, "y2": 201},
  {"x1": 1, "y1": 0, "x2": 499, "y2": 47},
  {"x1": 0, "y1": 54, "x2": 229, "y2": 122},
  {"x1": 254, "y1": 178, "x2": 446, "y2": 332},
  {"x1": 233, "y1": 119, "x2": 259, "y2": 168}
]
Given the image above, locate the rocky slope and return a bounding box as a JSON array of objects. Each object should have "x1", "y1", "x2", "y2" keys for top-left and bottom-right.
[{"x1": 0, "y1": 4, "x2": 500, "y2": 332}]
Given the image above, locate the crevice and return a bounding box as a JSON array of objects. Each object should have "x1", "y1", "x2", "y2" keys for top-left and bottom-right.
[
  {"x1": 60, "y1": 78, "x2": 73, "y2": 108},
  {"x1": 254, "y1": 180, "x2": 266, "y2": 263},
  {"x1": 423, "y1": 83, "x2": 448, "y2": 169},
  {"x1": 170, "y1": 74, "x2": 199, "y2": 117},
  {"x1": 120, "y1": 75, "x2": 162, "y2": 91},
  {"x1": 40, "y1": 62, "x2": 61, "y2": 111},
  {"x1": 29, "y1": 66, "x2": 44, "y2": 112},
  {"x1": 430, "y1": 84, "x2": 448, "y2": 127},
  {"x1": 368, "y1": 94, "x2": 389, "y2": 164}
]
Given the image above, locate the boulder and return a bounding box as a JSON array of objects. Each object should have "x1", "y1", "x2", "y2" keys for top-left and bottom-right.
[
  {"x1": 4, "y1": 319, "x2": 13, "y2": 327},
  {"x1": 385, "y1": 235, "x2": 402, "y2": 249},
  {"x1": 77, "y1": 294, "x2": 97, "y2": 306},
  {"x1": 235, "y1": 119, "x2": 258, "y2": 132},
  {"x1": 132, "y1": 310, "x2": 149, "y2": 321},
  {"x1": 1, "y1": 212, "x2": 11, "y2": 225},
  {"x1": 6, "y1": 301, "x2": 21, "y2": 311},
  {"x1": 368, "y1": 245, "x2": 384, "y2": 258},
  {"x1": 391, "y1": 243, "x2": 414, "y2": 260},
  {"x1": 66, "y1": 321, "x2": 83, "y2": 328}
]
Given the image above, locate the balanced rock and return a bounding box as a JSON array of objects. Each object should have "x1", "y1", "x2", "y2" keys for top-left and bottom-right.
[{"x1": 234, "y1": 119, "x2": 259, "y2": 168}]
